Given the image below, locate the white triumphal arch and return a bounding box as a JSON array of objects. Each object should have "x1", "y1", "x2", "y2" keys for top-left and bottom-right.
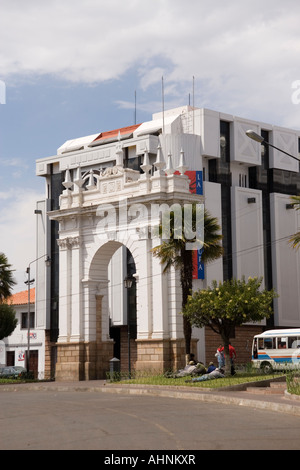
[{"x1": 49, "y1": 141, "x2": 203, "y2": 381}]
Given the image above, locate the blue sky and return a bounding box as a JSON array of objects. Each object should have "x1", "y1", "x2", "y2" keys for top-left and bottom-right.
[{"x1": 1, "y1": 0, "x2": 300, "y2": 291}]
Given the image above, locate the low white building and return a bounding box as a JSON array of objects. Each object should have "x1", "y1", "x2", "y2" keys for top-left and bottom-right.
[
  {"x1": 35, "y1": 105, "x2": 300, "y2": 381},
  {"x1": 1, "y1": 288, "x2": 47, "y2": 378}
]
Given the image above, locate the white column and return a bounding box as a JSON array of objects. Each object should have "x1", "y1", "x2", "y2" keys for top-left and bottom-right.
[
  {"x1": 151, "y1": 250, "x2": 169, "y2": 339},
  {"x1": 69, "y1": 236, "x2": 82, "y2": 342},
  {"x1": 57, "y1": 238, "x2": 70, "y2": 343},
  {"x1": 98, "y1": 281, "x2": 110, "y2": 341},
  {"x1": 135, "y1": 239, "x2": 152, "y2": 339},
  {"x1": 81, "y1": 279, "x2": 97, "y2": 343},
  {"x1": 168, "y1": 267, "x2": 183, "y2": 339},
  {"x1": 81, "y1": 278, "x2": 110, "y2": 342}
]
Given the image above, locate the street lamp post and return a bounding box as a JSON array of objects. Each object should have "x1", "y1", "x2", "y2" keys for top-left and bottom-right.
[
  {"x1": 124, "y1": 275, "x2": 133, "y2": 379},
  {"x1": 246, "y1": 130, "x2": 300, "y2": 163},
  {"x1": 25, "y1": 255, "x2": 51, "y2": 374}
]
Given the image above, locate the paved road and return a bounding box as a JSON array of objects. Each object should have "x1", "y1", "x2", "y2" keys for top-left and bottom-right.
[{"x1": 1, "y1": 388, "x2": 300, "y2": 450}]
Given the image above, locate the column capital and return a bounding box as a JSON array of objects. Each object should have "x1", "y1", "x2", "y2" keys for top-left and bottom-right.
[{"x1": 57, "y1": 236, "x2": 81, "y2": 250}]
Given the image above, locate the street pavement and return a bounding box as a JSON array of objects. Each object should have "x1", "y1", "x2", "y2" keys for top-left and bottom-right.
[
  {"x1": 1, "y1": 379, "x2": 300, "y2": 451},
  {"x1": 1, "y1": 378, "x2": 300, "y2": 417}
]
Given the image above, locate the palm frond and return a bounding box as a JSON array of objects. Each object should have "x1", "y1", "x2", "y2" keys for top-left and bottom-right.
[
  {"x1": 151, "y1": 206, "x2": 223, "y2": 268},
  {"x1": 289, "y1": 195, "x2": 300, "y2": 209},
  {"x1": 288, "y1": 196, "x2": 300, "y2": 250},
  {"x1": 0, "y1": 253, "x2": 16, "y2": 302},
  {"x1": 289, "y1": 231, "x2": 300, "y2": 250},
  {"x1": 151, "y1": 242, "x2": 183, "y2": 272}
]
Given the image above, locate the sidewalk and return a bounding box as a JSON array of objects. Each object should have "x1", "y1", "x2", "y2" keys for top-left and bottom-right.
[{"x1": 1, "y1": 378, "x2": 300, "y2": 417}]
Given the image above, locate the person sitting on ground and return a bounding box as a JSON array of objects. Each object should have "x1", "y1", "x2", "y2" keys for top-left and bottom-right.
[
  {"x1": 164, "y1": 360, "x2": 207, "y2": 379},
  {"x1": 191, "y1": 362, "x2": 207, "y2": 376},
  {"x1": 188, "y1": 353, "x2": 197, "y2": 365},
  {"x1": 174, "y1": 363, "x2": 197, "y2": 378},
  {"x1": 207, "y1": 362, "x2": 216, "y2": 373},
  {"x1": 165, "y1": 362, "x2": 197, "y2": 378}
]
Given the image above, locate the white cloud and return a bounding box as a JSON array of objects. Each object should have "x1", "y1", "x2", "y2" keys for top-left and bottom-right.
[
  {"x1": 0, "y1": 158, "x2": 29, "y2": 179},
  {"x1": 1, "y1": 0, "x2": 299, "y2": 127},
  {"x1": 0, "y1": 157, "x2": 28, "y2": 167},
  {"x1": 0, "y1": 188, "x2": 44, "y2": 292}
]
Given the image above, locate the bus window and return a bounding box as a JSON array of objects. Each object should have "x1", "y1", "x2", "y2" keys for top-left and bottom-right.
[
  {"x1": 289, "y1": 337, "x2": 300, "y2": 348},
  {"x1": 264, "y1": 338, "x2": 274, "y2": 349},
  {"x1": 258, "y1": 338, "x2": 274, "y2": 349},
  {"x1": 258, "y1": 338, "x2": 264, "y2": 350},
  {"x1": 278, "y1": 337, "x2": 287, "y2": 349}
]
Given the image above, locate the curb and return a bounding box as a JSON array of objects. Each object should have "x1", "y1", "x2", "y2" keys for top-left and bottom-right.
[
  {"x1": 1, "y1": 380, "x2": 300, "y2": 417},
  {"x1": 284, "y1": 390, "x2": 300, "y2": 402},
  {"x1": 100, "y1": 384, "x2": 300, "y2": 417}
]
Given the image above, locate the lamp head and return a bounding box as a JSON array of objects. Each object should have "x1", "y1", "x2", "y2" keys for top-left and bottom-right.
[
  {"x1": 45, "y1": 256, "x2": 51, "y2": 267},
  {"x1": 124, "y1": 276, "x2": 133, "y2": 289},
  {"x1": 246, "y1": 130, "x2": 264, "y2": 143}
]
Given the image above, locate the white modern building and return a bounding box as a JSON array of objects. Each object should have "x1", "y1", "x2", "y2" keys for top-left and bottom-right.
[{"x1": 35, "y1": 105, "x2": 300, "y2": 381}]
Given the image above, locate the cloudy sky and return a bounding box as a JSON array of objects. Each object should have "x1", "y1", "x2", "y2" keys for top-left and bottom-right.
[{"x1": 1, "y1": 0, "x2": 300, "y2": 291}]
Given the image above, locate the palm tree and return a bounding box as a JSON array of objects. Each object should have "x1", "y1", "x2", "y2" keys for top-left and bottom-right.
[
  {"x1": 289, "y1": 196, "x2": 300, "y2": 249},
  {"x1": 152, "y1": 204, "x2": 223, "y2": 359},
  {"x1": 0, "y1": 253, "x2": 16, "y2": 303}
]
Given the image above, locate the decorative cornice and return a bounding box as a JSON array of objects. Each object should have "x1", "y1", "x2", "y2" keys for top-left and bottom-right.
[{"x1": 57, "y1": 236, "x2": 81, "y2": 250}]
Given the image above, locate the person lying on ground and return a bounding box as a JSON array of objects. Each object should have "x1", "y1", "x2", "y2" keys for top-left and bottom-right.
[
  {"x1": 185, "y1": 368, "x2": 225, "y2": 383},
  {"x1": 164, "y1": 362, "x2": 207, "y2": 378}
]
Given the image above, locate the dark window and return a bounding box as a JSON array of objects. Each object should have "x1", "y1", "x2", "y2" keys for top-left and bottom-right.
[
  {"x1": 207, "y1": 121, "x2": 233, "y2": 280},
  {"x1": 220, "y1": 121, "x2": 230, "y2": 164},
  {"x1": 220, "y1": 121, "x2": 232, "y2": 280},
  {"x1": 208, "y1": 159, "x2": 217, "y2": 183},
  {"x1": 21, "y1": 312, "x2": 34, "y2": 329},
  {"x1": 6, "y1": 351, "x2": 15, "y2": 366},
  {"x1": 127, "y1": 249, "x2": 137, "y2": 340},
  {"x1": 249, "y1": 129, "x2": 270, "y2": 192},
  {"x1": 49, "y1": 166, "x2": 63, "y2": 343},
  {"x1": 125, "y1": 155, "x2": 142, "y2": 172},
  {"x1": 269, "y1": 168, "x2": 300, "y2": 195}
]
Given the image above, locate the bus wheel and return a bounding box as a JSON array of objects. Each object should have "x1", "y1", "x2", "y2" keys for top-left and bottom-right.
[{"x1": 260, "y1": 362, "x2": 273, "y2": 374}]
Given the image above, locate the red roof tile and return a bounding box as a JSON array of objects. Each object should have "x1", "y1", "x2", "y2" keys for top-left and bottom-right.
[
  {"x1": 93, "y1": 124, "x2": 140, "y2": 142},
  {"x1": 6, "y1": 288, "x2": 35, "y2": 305}
]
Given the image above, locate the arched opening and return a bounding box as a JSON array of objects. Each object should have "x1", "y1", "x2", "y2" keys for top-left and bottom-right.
[
  {"x1": 88, "y1": 240, "x2": 138, "y2": 378},
  {"x1": 109, "y1": 247, "x2": 137, "y2": 376}
]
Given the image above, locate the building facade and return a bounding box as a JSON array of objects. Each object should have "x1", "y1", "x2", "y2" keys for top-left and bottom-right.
[
  {"x1": 35, "y1": 106, "x2": 300, "y2": 381},
  {"x1": 0, "y1": 288, "x2": 49, "y2": 378}
]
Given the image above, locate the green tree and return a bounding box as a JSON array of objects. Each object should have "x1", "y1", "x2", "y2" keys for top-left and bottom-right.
[
  {"x1": 182, "y1": 277, "x2": 278, "y2": 375},
  {"x1": 152, "y1": 204, "x2": 223, "y2": 360},
  {"x1": 289, "y1": 195, "x2": 300, "y2": 249},
  {"x1": 0, "y1": 253, "x2": 17, "y2": 340},
  {"x1": 0, "y1": 303, "x2": 17, "y2": 340},
  {"x1": 0, "y1": 253, "x2": 16, "y2": 302}
]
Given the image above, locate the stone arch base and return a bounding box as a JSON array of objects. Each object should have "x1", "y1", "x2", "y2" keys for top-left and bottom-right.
[
  {"x1": 55, "y1": 293, "x2": 114, "y2": 381},
  {"x1": 135, "y1": 339, "x2": 198, "y2": 373},
  {"x1": 55, "y1": 340, "x2": 114, "y2": 381},
  {"x1": 55, "y1": 338, "x2": 198, "y2": 381},
  {"x1": 55, "y1": 287, "x2": 199, "y2": 381}
]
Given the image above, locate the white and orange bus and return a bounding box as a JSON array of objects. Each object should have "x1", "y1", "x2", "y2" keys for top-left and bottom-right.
[{"x1": 252, "y1": 329, "x2": 300, "y2": 373}]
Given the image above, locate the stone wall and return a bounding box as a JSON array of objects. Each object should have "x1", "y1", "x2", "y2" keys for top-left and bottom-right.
[{"x1": 44, "y1": 330, "x2": 53, "y2": 380}]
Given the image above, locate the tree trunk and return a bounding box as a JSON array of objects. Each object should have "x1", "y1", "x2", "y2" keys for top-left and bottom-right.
[{"x1": 180, "y1": 249, "x2": 193, "y2": 358}]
